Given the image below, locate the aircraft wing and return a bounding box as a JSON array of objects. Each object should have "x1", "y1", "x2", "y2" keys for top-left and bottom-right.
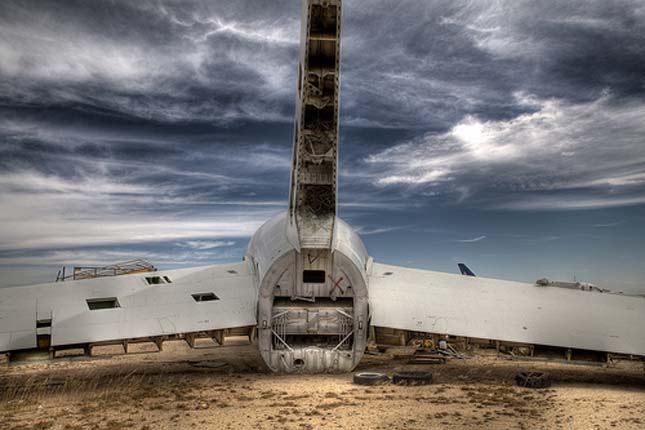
[
  {"x1": 368, "y1": 262, "x2": 645, "y2": 356},
  {"x1": 0, "y1": 262, "x2": 257, "y2": 353}
]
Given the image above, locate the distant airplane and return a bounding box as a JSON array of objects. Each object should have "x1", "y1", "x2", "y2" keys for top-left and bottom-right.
[
  {"x1": 1, "y1": 0, "x2": 643, "y2": 373},
  {"x1": 458, "y1": 263, "x2": 476, "y2": 277}
]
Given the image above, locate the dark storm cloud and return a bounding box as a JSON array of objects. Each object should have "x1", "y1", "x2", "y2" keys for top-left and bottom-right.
[
  {"x1": 2, "y1": 0, "x2": 644, "y2": 127},
  {"x1": 489, "y1": 1, "x2": 645, "y2": 101},
  {"x1": 0, "y1": 0, "x2": 300, "y2": 122},
  {"x1": 340, "y1": 0, "x2": 645, "y2": 128},
  {"x1": 0, "y1": 0, "x2": 644, "y2": 284},
  {"x1": 337, "y1": 0, "x2": 645, "y2": 211}
]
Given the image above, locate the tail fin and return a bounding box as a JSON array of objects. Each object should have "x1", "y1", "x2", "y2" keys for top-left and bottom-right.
[
  {"x1": 458, "y1": 263, "x2": 476, "y2": 277},
  {"x1": 288, "y1": 0, "x2": 342, "y2": 249}
]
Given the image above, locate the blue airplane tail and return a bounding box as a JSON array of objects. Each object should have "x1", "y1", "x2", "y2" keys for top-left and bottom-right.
[{"x1": 458, "y1": 263, "x2": 476, "y2": 277}]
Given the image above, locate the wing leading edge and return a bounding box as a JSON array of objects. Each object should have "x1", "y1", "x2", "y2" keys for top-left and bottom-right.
[
  {"x1": 0, "y1": 262, "x2": 258, "y2": 353},
  {"x1": 368, "y1": 263, "x2": 645, "y2": 357}
]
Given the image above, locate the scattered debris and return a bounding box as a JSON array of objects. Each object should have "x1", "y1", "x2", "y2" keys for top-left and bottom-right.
[
  {"x1": 392, "y1": 371, "x2": 433, "y2": 386},
  {"x1": 515, "y1": 371, "x2": 551, "y2": 389},
  {"x1": 535, "y1": 278, "x2": 611, "y2": 293},
  {"x1": 408, "y1": 353, "x2": 447, "y2": 365},
  {"x1": 188, "y1": 360, "x2": 230, "y2": 370},
  {"x1": 438, "y1": 344, "x2": 466, "y2": 360},
  {"x1": 352, "y1": 372, "x2": 389, "y2": 386}
]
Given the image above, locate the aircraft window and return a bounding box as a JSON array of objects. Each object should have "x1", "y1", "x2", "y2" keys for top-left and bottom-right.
[
  {"x1": 87, "y1": 297, "x2": 120, "y2": 310},
  {"x1": 145, "y1": 276, "x2": 166, "y2": 285},
  {"x1": 227, "y1": 270, "x2": 238, "y2": 274},
  {"x1": 192, "y1": 293, "x2": 219, "y2": 303},
  {"x1": 303, "y1": 270, "x2": 326, "y2": 283},
  {"x1": 163, "y1": 276, "x2": 172, "y2": 283}
]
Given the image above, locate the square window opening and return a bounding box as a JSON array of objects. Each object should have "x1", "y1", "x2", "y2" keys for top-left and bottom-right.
[
  {"x1": 87, "y1": 297, "x2": 120, "y2": 310},
  {"x1": 145, "y1": 276, "x2": 166, "y2": 285},
  {"x1": 192, "y1": 293, "x2": 219, "y2": 303},
  {"x1": 303, "y1": 270, "x2": 326, "y2": 283}
]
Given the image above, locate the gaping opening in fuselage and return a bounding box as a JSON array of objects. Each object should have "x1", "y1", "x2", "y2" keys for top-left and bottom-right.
[
  {"x1": 271, "y1": 297, "x2": 354, "y2": 351},
  {"x1": 255, "y1": 245, "x2": 368, "y2": 373}
]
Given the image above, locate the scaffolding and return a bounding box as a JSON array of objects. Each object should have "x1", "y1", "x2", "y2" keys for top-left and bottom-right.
[{"x1": 56, "y1": 259, "x2": 156, "y2": 282}]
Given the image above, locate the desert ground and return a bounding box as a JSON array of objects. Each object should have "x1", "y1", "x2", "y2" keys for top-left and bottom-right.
[{"x1": 1, "y1": 338, "x2": 644, "y2": 430}]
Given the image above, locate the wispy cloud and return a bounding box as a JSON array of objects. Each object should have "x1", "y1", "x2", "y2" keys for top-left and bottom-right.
[
  {"x1": 498, "y1": 196, "x2": 645, "y2": 211},
  {"x1": 355, "y1": 226, "x2": 408, "y2": 236},
  {"x1": 455, "y1": 235, "x2": 487, "y2": 243},
  {"x1": 364, "y1": 93, "x2": 645, "y2": 210},
  {"x1": 0, "y1": 246, "x2": 240, "y2": 269},
  {"x1": 592, "y1": 222, "x2": 621, "y2": 228},
  {"x1": 0, "y1": 169, "x2": 272, "y2": 251},
  {"x1": 0, "y1": 1, "x2": 299, "y2": 123},
  {"x1": 176, "y1": 240, "x2": 235, "y2": 250}
]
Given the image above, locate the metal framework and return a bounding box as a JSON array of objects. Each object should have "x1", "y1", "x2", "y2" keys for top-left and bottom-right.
[
  {"x1": 270, "y1": 306, "x2": 354, "y2": 352},
  {"x1": 56, "y1": 259, "x2": 156, "y2": 282},
  {"x1": 289, "y1": 0, "x2": 342, "y2": 249}
]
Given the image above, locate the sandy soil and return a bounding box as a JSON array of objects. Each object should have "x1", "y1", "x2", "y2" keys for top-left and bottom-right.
[{"x1": 1, "y1": 338, "x2": 644, "y2": 430}]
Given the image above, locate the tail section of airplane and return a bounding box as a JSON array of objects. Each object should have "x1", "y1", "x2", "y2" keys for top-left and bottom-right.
[
  {"x1": 458, "y1": 263, "x2": 476, "y2": 277},
  {"x1": 250, "y1": 1, "x2": 371, "y2": 373},
  {"x1": 288, "y1": 0, "x2": 342, "y2": 250}
]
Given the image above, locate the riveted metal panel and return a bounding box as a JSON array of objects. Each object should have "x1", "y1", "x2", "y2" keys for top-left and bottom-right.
[
  {"x1": 369, "y1": 263, "x2": 645, "y2": 357},
  {"x1": 0, "y1": 262, "x2": 258, "y2": 351}
]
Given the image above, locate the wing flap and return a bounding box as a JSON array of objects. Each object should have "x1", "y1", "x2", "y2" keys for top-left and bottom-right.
[{"x1": 369, "y1": 263, "x2": 645, "y2": 356}]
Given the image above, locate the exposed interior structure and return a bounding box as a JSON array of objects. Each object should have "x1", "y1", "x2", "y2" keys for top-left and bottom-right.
[
  {"x1": 56, "y1": 259, "x2": 156, "y2": 282},
  {"x1": 289, "y1": 0, "x2": 342, "y2": 250},
  {"x1": 249, "y1": 0, "x2": 369, "y2": 373},
  {"x1": 249, "y1": 213, "x2": 370, "y2": 373}
]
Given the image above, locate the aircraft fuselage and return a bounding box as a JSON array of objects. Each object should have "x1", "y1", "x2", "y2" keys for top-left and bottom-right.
[{"x1": 246, "y1": 212, "x2": 370, "y2": 372}]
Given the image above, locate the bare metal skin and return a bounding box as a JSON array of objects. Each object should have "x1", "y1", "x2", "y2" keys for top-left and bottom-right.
[
  {"x1": 246, "y1": 213, "x2": 370, "y2": 372},
  {"x1": 244, "y1": 1, "x2": 365, "y2": 372}
]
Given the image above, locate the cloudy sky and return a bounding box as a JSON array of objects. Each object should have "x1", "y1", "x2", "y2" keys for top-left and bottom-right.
[{"x1": 1, "y1": 0, "x2": 644, "y2": 292}]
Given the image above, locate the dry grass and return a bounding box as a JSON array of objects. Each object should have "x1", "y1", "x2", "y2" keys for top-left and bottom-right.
[{"x1": 1, "y1": 340, "x2": 644, "y2": 430}]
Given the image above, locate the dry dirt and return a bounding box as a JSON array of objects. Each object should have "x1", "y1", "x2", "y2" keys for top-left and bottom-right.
[{"x1": 1, "y1": 338, "x2": 644, "y2": 430}]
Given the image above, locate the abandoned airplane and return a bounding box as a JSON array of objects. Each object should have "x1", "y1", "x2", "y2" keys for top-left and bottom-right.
[{"x1": 1, "y1": 0, "x2": 644, "y2": 373}]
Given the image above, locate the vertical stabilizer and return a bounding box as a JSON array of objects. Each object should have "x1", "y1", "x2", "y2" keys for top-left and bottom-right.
[
  {"x1": 288, "y1": 0, "x2": 342, "y2": 249},
  {"x1": 458, "y1": 263, "x2": 476, "y2": 277}
]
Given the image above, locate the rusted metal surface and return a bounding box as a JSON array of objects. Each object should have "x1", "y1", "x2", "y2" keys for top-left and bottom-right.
[{"x1": 288, "y1": 0, "x2": 342, "y2": 250}]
